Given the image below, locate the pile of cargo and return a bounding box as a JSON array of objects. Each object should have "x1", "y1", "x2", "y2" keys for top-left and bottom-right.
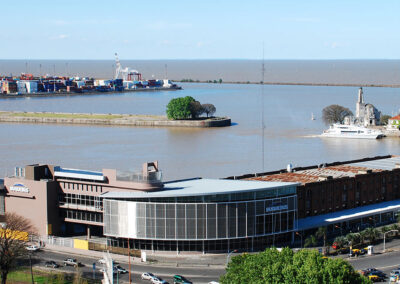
[{"x1": 0, "y1": 73, "x2": 181, "y2": 96}]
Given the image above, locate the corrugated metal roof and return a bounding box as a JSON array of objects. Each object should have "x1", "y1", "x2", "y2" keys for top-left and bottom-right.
[
  {"x1": 247, "y1": 156, "x2": 399, "y2": 185},
  {"x1": 350, "y1": 156, "x2": 400, "y2": 171}
]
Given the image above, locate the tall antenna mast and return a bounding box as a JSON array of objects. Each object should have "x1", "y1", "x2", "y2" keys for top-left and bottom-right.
[{"x1": 261, "y1": 42, "x2": 265, "y2": 172}]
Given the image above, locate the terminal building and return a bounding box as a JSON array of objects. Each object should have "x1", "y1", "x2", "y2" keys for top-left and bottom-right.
[
  {"x1": 2, "y1": 155, "x2": 400, "y2": 253},
  {"x1": 2, "y1": 162, "x2": 298, "y2": 252}
]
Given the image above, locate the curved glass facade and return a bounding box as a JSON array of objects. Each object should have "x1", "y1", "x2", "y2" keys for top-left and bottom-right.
[{"x1": 104, "y1": 195, "x2": 297, "y2": 241}]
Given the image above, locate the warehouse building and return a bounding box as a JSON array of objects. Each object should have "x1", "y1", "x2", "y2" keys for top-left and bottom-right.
[{"x1": 230, "y1": 155, "x2": 400, "y2": 237}]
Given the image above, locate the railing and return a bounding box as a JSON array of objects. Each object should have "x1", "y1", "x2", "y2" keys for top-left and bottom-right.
[
  {"x1": 44, "y1": 236, "x2": 74, "y2": 248},
  {"x1": 116, "y1": 170, "x2": 162, "y2": 183}
]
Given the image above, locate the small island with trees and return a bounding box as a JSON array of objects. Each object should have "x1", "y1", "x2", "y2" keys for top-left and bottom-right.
[{"x1": 0, "y1": 96, "x2": 231, "y2": 128}]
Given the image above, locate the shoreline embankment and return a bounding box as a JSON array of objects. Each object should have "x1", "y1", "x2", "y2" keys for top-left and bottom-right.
[
  {"x1": 0, "y1": 111, "x2": 231, "y2": 128},
  {"x1": 178, "y1": 80, "x2": 400, "y2": 88}
]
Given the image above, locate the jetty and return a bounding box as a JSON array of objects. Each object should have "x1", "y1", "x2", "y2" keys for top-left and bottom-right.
[{"x1": 0, "y1": 111, "x2": 231, "y2": 128}]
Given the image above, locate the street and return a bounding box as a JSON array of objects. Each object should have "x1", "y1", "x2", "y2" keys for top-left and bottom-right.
[{"x1": 31, "y1": 250, "x2": 225, "y2": 284}]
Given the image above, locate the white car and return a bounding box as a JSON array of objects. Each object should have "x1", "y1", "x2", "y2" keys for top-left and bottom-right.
[
  {"x1": 151, "y1": 277, "x2": 167, "y2": 284},
  {"x1": 26, "y1": 245, "x2": 40, "y2": 251},
  {"x1": 141, "y1": 272, "x2": 156, "y2": 280},
  {"x1": 209, "y1": 282, "x2": 220, "y2": 284}
]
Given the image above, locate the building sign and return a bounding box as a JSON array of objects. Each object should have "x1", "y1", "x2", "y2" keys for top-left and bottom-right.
[
  {"x1": 9, "y1": 183, "x2": 30, "y2": 193},
  {"x1": 266, "y1": 205, "x2": 288, "y2": 212}
]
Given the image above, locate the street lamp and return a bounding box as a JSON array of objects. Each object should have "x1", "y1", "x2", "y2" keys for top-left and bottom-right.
[
  {"x1": 383, "y1": 230, "x2": 398, "y2": 252},
  {"x1": 226, "y1": 249, "x2": 237, "y2": 266},
  {"x1": 295, "y1": 232, "x2": 303, "y2": 248}
]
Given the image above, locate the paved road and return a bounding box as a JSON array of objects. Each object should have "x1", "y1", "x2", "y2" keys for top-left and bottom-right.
[
  {"x1": 345, "y1": 250, "x2": 400, "y2": 283},
  {"x1": 31, "y1": 250, "x2": 225, "y2": 284}
]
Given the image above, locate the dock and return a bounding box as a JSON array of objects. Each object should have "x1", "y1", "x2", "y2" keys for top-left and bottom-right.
[{"x1": 0, "y1": 111, "x2": 231, "y2": 128}]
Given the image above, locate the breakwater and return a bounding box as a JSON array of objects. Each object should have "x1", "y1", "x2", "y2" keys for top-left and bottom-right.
[{"x1": 0, "y1": 111, "x2": 231, "y2": 128}]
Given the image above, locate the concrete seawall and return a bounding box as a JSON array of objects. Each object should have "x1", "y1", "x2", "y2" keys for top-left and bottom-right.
[{"x1": 0, "y1": 112, "x2": 231, "y2": 128}]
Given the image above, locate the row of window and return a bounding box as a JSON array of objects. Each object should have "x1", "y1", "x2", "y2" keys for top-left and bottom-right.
[
  {"x1": 59, "y1": 193, "x2": 103, "y2": 210},
  {"x1": 63, "y1": 209, "x2": 103, "y2": 223},
  {"x1": 60, "y1": 182, "x2": 103, "y2": 193}
]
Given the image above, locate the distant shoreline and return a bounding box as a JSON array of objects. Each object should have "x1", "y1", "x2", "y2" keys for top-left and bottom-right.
[{"x1": 176, "y1": 80, "x2": 400, "y2": 88}]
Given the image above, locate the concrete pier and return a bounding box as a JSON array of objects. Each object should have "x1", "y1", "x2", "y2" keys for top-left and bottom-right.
[{"x1": 0, "y1": 111, "x2": 231, "y2": 128}]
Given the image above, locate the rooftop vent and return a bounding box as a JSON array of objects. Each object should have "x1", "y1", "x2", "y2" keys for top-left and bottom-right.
[
  {"x1": 318, "y1": 175, "x2": 333, "y2": 181},
  {"x1": 287, "y1": 164, "x2": 293, "y2": 173},
  {"x1": 357, "y1": 169, "x2": 373, "y2": 174}
]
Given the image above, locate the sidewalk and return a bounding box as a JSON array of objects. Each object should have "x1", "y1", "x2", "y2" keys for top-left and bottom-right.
[{"x1": 43, "y1": 244, "x2": 227, "y2": 268}]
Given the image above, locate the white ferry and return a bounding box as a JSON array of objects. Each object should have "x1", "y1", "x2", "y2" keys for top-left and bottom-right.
[{"x1": 321, "y1": 124, "x2": 384, "y2": 139}]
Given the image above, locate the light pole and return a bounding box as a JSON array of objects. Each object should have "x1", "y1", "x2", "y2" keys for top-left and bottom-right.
[
  {"x1": 226, "y1": 249, "x2": 237, "y2": 266},
  {"x1": 28, "y1": 252, "x2": 34, "y2": 284},
  {"x1": 296, "y1": 232, "x2": 303, "y2": 248},
  {"x1": 383, "y1": 230, "x2": 398, "y2": 252}
]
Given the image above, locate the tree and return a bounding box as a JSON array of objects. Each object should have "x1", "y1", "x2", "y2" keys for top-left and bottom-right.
[
  {"x1": 333, "y1": 236, "x2": 347, "y2": 249},
  {"x1": 304, "y1": 235, "x2": 317, "y2": 248},
  {"x1": 346, "y1": 233, "x2": 360, "y2": 247},
  {"x1": 0, "y1": 212, "x2": 37, "y2": 284},
  {"x1": 322, "y1": 105, "x2": 353, "y2": 125},
  {"x1": 315, "y1": 227, "x2": 327, "y2": 249},
  {"x1": 363, "y1": 228, "x2": 380, "y2": 244},
  {"x1": 202, "y1": 104, "x2": 216, "y2": 118},
  {"x1": 189, "y1": 100, "x2": 204, "y2": 118},
  {"x1": 166, "y1": 96, "x2": 195, "y2": 120},
  {"x1": 381, "y1": 114, "x2": 391, "y2": 125},
  {"x1": 220, "y1": 248, "x2": 370, "y2": 284}
]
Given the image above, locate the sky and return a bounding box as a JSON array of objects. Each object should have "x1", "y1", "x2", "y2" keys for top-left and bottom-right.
[{"x1": 1, "y1": 0, "x2": 399, "y2": 60}]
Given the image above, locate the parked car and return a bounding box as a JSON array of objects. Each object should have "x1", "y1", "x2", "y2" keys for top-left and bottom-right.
[
  {"x1": 209, "y1": 282, "x2": 220, "y2": 284},
  {"x1": 141, "y1": 272, "x2": 156, "y2": 281},
  {"x1": 26, "y1": 245, "x2": 40, "y2": 252},
  {"x1": 63, "y1": 258, "x2": 81, "y2": 267},
  {"x1": 44, "y1": 261, "x2": 59, "y2": 268},
  {"x1": 173, "y1": 275, "x2": 192, "y2": 284},
  {"x1": 114, "y1": 265, "x2": 127, "y2": 274},
  {"x1": 390, "y1": 270, "x2": 400, "y2": 277},
  {"x1": 367, "y1": 274, "x2": 385, "y2": 282},
  {"x1": 151, "y1": 276, "x2": 168, "y2": 284}
]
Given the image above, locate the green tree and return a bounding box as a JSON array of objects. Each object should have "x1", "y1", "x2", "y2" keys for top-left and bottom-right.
[
  {"x1": 363, "y1": 228, "x2": 380, "y2": 243},
  {"x1": 333, "y1": 236, "x2": 348, "y2": 249},
  {"x1": 346, "y1": 233, "x2": 360, "y2": 246},
  {"x1": 220, "y1": 248, "x2": 370, "y2": 284},
  {"x1": 218, "y1": 78, "x2": 223, "y2": 84},
  {"x1": 315, "y1": 227, "x2": 327, "y2": 248},
  {"x1": 304, "y1": 235, "x2": 317, "y2": 248},
  {"x1": 166, "y1": 96, "x2": 195, "y2": 120},
  {"x1": 322, "y1": 104, "x2": 353, "y2": 125}
]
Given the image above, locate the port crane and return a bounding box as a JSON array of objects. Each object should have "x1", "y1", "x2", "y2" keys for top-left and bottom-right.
[{"x1": 114, "y1": 53, "x2": 142, "y2": 81}]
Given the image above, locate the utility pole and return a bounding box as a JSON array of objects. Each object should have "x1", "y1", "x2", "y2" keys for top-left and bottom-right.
[
  {"x1": 261, "y1": 42, "x2": 265, "y2": 172},
  {"x1": 128, "y1": 238, "x2": 131, "y2": 284}
]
